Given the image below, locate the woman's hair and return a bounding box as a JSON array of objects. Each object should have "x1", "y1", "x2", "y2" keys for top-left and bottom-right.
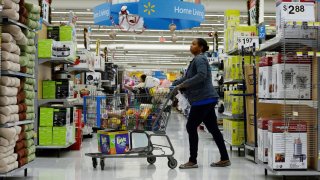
[
  {"x1": 140, "y1": 74, "x2": 147, "y2": 82},
  {"x1": 196, "y1": 38, "x2": 209, "y2": 53}
]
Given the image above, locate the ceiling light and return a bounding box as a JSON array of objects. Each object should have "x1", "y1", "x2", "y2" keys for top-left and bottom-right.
[{"x1": 86, "y1": 9, "x2": 91, "y2": 11}]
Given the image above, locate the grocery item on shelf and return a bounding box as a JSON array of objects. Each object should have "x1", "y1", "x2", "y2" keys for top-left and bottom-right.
[
  {"x1": 223, "y1": 119, "x2": 244, "y2": 146},
  {"x1": 268, "y1": 120, "x2": 308, "y2": 170},
  {"x1": 97, "y1": 130, "x2": 129, "y2": 155},
  {"x1": 258, "y1": 56, "x2": 273, "y2": 99}
]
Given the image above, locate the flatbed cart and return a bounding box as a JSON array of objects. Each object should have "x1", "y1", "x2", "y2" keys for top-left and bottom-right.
[{"x1": 83, "y1": 88, "x2": 178, "y2": 170}]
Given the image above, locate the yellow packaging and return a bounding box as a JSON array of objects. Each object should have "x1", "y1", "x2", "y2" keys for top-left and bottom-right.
[
  {"x1": 224, "y1": 10, "x2": 240, "y2": 28},
  {"x1": 223, "y1": 119, "x2": 244, "y2": 146}
]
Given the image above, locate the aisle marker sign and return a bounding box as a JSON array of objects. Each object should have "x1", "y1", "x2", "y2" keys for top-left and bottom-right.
[{"x1": 237, "y1": 36, "x2": 259, "y2": 50}]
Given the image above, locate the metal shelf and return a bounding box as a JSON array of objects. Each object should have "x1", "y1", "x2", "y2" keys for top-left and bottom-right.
[
  {"x1": 2, "y1": 17, "x2": 34, "y2": 31},
  {"x1": 36, "y1": 141, "x2": 75, "y2": 149},
  {"x1": 1, "y1": 70, "x2": 34, "y2": 78},
  {"x1": 259, "y1": 99, "x2": 317, "y2": 109},
  {"x1": 221, "y1": 112, "x2": 244, "y2": 120},
  {"x1": 261, "y1": 163, "x2": 320, "y2": 177},
  {"x1": 95, "y1": 68, "x2": 105, "y2": 72},
  {"x1": 227, "y1": 49, "x2": 254, "y2": 56},
  {"x1": 38, "y1": 98, "x2": 77, "y2": 106},
  {"x1": 0, "y1": 160, "x2": 35, "y2": 177},
  {"x1": 223, "y1": 79, "x2": 244, "y2": 84},
  {"x1": 230, "y1": 93, "x2": 254, "y2": 97},
  {"x1": 225, "y1": 140, "x2": 244, "y2": 148},
  {"x1": 38, "y1": 57, "x2": 74, "y2": 65},
  {"x1": 67, "y1": 67, "x2": 94, "y2": 73},
  {"x1": 42, "y1": 20, "x2": 52, "y2": 27},
  {"x1": 258, "y1": 36, "x2": 316, "y2": 52},
  {"x1": 0, "y1": 120, "x2": 34, "y2": 128}
]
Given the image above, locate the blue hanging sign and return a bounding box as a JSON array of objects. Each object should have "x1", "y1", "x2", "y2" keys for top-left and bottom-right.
[
  {"x1": 138, "y1": 0, "x2": 205, "y2": 22},
  {"x1": 258, "y1": 24, "x2": 266, "y2": 40},
  {"x1": 94, "y1": 3, "x2": 112, "y2": 25}
]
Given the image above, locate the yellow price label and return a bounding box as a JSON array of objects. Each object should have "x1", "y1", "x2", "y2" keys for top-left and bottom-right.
[
  {"x1": 296, "y1": 21, "x2": 303, "y2": 26},
  {"x1": 287, "y1": 21, "x2": 294, "y2": 26},
  {"x1": 308, "y1": 22, "x2": 314, "y2": 27},
  {"x1": 317, "y1": 52, "x2": 320, "y2": 57},
  {"x1": 308, "y1": 51, "x2": 314, "y2": 56},
  {"x1": 296, "y1": 52, "x2": 303, "y2": 56},
  {"x1": 315, "y1": 22, "x2": 320, "y2": 27}
]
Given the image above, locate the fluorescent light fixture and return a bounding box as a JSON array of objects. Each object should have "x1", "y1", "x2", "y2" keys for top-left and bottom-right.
[{"x1": 52, "y1": 11, "x2": 93, "y2": 15}]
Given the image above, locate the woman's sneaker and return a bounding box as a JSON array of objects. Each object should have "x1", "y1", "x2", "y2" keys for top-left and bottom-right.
[
  {"x1": 210, "y1": 160, "x2": 231, "y2": 167},
  {"x1": 179, "y1": 161, "x2": 198, "y2": 169}
]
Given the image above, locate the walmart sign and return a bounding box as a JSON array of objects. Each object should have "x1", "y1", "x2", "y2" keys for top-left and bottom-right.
[
  {"x1": 94, "y1": 3, "x2": 112, "y2": 25},
  {"x1": 138, "y1": 0, "x2": 205, "y2": 22}
]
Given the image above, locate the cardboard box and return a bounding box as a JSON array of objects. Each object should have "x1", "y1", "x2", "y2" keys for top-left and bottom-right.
[
  {"x1": 53, "y1": 127, "x2": 67, "y2": 146},
  {"x1": 268, "y1": 121, "x2": 307, "y2": 170},
  {"x1": 245, "y1": 65, "x2": 259, "y2": 95},
  {"x1": 271, "y1": 56, "x2": 312, "y2": 99},
  {"x1": 94, "y1": 55, "x2": 105, "y2": 71},
  {"x1": 52, "y1": 41, "x2": 76, "y2": 58},
  {"x1": 97, "y1": 130, "x2": 129, "y2": 154},
  {"x1": 42, "y1": 80, "x2": 56, "y2": 99},
  {"x1": 53, "y1": 108, "x2": 71, "y2": 126},
  {"x1": 86, "y1": 72, "x2": 102, "y2": 86},
  {"x1": 40, "y1": 107, "x2": 54, "y2": 127},
  {"x1": 47, "y1": 26, "x2": 60, "y2": 41},
  {"x1": 223, "y1": 119, "x2": 244, "y2": 146},
  {"x1": 39, "y1": 127, "x2": 52, "y2": 145},
  {"x1": 258, "y1": 56, "x2": 273, "y2": 98},
  {"x1": 38, "y1": 39, "x2": 54, "y2": 58},
  {"x1": 59, "y1": 26, "x2": 73, "y2": 41},
  {"x1": 258, "y1": 118, "x2": 269, "y2": 163}
]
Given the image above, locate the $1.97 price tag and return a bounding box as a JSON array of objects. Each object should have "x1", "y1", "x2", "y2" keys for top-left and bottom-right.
[
  {"x1": 237, "y1": 36, "x2": 259, "y2": 50},
  {"x1": 280, "y1": 2, "x2": 315, "y2": 22}
]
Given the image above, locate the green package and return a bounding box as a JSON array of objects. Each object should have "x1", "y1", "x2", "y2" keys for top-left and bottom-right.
[
  {"x1": 42, "y1": 80, "x2": 56, "y2": 99},
  {"x1": 59, "y1": 26, "x2": 73, "y2": 41},
  {"x1": 40, "y1": 107, "x2": 54, "y2": 127},
  {"x1": 38, "y1": 39, "x2": 53, "y2": 58},
  {"x1": 39, "y1": 127, "x2": 52, "y2": 145},
  {"x1": 52, "y1": 127, "x2": 67, "y2": 146}
]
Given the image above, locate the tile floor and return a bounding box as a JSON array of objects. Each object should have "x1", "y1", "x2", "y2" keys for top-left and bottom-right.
[{"x1": 2, "y1": 112, "x2": 319, "y2": 180}]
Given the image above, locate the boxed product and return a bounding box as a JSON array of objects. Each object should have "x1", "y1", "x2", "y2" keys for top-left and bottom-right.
[
  {"x1": 52, "y1": 127, "x2": 67, "y2": 146},
  {"x1": 39, "y1": 127, "x2": 53, "y2": 145},
  {"x1": 72, "y1": 84, "x2": 96, "y2": 99},
  {"x1": 53, "y1": 108, "x2": 71, "y2": 126},
  {"x1": 56, "y1": 80, "x2": 73, "y2": 99},
  {"x1": 52, "y1": 41, "x2": 76, "y2": 58},
  {"x1": 258, "y1": 118, "x2": 269, "y2": 163},
  {"x1": 258, "y1": 56, "x2": 273, "y2": 99},
  {"x1": 223, "y1": 119, "x2": 244, "y2": 146},
  {"x1": 97, "y1": 130, "x2": 130, "y2": 154},
  {"x1": 42, "y1": 80, "x2": 56, "y2": 99},
  {"x1": 38, "y1": 39, "x2": 54, "y2": 58},
  {"x1": 276, "y1": 1, "x2": 315, "y2": 36},
  {"x1": 268, "y1": 120, "x2": 307, "y2": 170},
  {"x1": 271, "y1": 55, "x2": 311, "y2": 99},
  {"x1": 224, "y1": 9, "x2": 240, "y2": 28},
  {"x1": 47, "y1": 26, "x2": 73, "y2": 41},
  {"x1": 244, "y1": 65, "x2": 259, "y2": 95},
  {"x1": 73, "y1": 49, "x2": 95, "y2": 70},
  {"x1": 86, "y1": 72, "x2": 102, "y2": 86},
  {"x1": 94, "y1": 55, "x2": 105, "y2": 71},
  {"x1": 40, "y1": 107, "x2": 54, "y2": 127},
  {"x1": 66, "y1": 125, "x2": 75, "y2": 144}
]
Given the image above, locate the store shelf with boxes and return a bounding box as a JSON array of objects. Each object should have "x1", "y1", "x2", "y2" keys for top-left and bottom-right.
[
  {"x1": 0, "y1": 0, "x2": 41, "y2": 177},
  {"x1": 244, "y1": 0, "x2": 320, "y2": 177},
  {"x1": 220, "y1": 9, "x2": 261, "y2": 156}
]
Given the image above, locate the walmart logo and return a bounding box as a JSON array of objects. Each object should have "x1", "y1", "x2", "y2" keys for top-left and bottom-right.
[{"x1": 144, "y1": 2, "x2": 155, "y2": 15}]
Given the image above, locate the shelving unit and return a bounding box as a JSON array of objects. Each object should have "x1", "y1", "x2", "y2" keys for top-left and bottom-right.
[
  {"x1": 38, "y1": 98, "x2": 77, "y2": 106},
  {"x1": 0, "y1": 9, "x2": 38, "y2": 178},
  {"x1": 36, "y1": 141, "x2": 76, "y2": 157},
  {"x1": 259, "y1": 99, "x2": 317, "y2": 109},
  {"x1": 67, "y1": 67, "x2": 94, "y2": 73}
]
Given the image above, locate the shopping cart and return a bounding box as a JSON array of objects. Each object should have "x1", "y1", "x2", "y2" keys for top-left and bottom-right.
[{"x1": 83, "y1": 88, "x2": 177, "y2": 170}]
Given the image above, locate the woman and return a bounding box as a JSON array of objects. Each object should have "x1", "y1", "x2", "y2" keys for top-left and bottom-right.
[{"x1": 173, "y1": 38, "x2": 230, "y2": 169}]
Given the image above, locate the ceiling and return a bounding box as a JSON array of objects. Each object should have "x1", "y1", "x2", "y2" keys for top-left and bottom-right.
[{"x1": 31, "y1": 0, "x2": 277, "y2": 69}]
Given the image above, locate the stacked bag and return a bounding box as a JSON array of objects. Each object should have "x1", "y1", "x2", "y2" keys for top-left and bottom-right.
[
  {"x1": 3, "y1": 0, "x2": 20, "y2": 21},
  {"x1": 19, "y1": 29, "x2": 36, "y2": 75},
  {"x1": 0, "y1": 77, "x2": 21, "y2": 124},
  {"x1": 21, "y1": 78, "x2": 36, "y2": 121},
  {"x1": 1, "y1": 32, "x2": 21, "y2": 72},
  {"x1": 0, "y1": 126, "x2": 21, "y2": 173},
  {"x1": 15, "y1": 124, "x2": 35, "y2": 167},
  {"x1": 19, "y1": 0, "x2": 41, "y2": 30}
]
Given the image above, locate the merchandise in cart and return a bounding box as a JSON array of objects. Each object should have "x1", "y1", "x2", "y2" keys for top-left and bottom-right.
[{"x1": 84, "y1": 88, "x2": 177, "y2": 170}]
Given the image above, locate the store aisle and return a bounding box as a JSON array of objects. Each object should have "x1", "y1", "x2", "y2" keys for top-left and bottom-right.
[{"x1": 11, "y1": 112, "x2": 287, "y2": 180}]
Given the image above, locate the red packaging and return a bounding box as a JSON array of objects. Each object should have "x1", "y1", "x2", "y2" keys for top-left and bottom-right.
[{"x1": 268, "y1": 120, "x2": 307, "y2": 133}]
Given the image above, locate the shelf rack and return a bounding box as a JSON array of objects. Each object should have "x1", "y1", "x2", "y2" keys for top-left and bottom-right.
[
  {"x1": 0, "y1": 120, "x2": 34, "y2": 128},
  {"x1": 259, "y1": 99, "x2": 318, "y2": 109},
  {"x1": 224, "y1": 140, "x2": 244, "y2": 157},
  {"x1": 0, "y1": 160, "x2": 35, "y2": 178},
  {"x1": 67, "y1": 67, "x2": 94, "y2": 73},
  {"x1": 38, "y1": 98, "x2": 77, "y2": 107},
  {"x1": 36, "y1": 141, "x2": 76, "y2": 157},
  {"x1": 1, "y1": 70, "x2": 34, "y2": 78},
  {"x1": 38, "y1": 57, "x2": 74, "y2": 65},
  {"x1": 2, "y1": 17, "x2": 34, "y2": 31}
]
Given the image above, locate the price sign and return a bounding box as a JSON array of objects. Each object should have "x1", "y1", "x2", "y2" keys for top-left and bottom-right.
[
  {"x1": 258, "y1": 24, "x2": 266, "y2": 40},
  {"x1": 248, "y1": 0, "x2": 257, "y2": 25},
  {"x1": 280, "y1": 2, "x2": 315, "y2": 22},
  {"x1": 237, "y1": 36, "x2": 259, "y2": 50}
]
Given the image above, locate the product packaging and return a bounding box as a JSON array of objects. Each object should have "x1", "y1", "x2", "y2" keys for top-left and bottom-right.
[
  {"x1": 268, "y1": 120, "x2": 308, "y2": 170},
  {"x1": 40, "y1": 107, "x2": 54, "y2": 126},
  {"x1": 42, "y1": 80, "x2": 56, "y2": 99},
  {"x1": 258, "y1": 56, "x2": 273, "y2": 99},
  {"x1": 97, "y1": 130, "x2": 130, "y2": 154},
  {"x1": 258, "y1": 118, "x2": 270, "y2": 163},
  {"x1": 39, "y1": 127, "x2": 53, "y2": 145}
]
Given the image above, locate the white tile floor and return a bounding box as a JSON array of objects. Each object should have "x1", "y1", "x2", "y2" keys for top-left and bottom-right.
[{"x1": 3, "y1": 112, "x2": 319, "y2": 180}]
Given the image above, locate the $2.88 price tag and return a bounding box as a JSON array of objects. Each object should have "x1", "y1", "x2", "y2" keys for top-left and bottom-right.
[
  {"x1": 280, "y1": 2, "x2": 315, "y2": 22},
  {"x1": 237, "y1": 36, "x2": 259, "y2": 50}
]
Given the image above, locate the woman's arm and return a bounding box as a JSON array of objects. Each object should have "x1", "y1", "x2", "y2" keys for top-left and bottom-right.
[{"x1": 172, "y1": 76, "x2": 187, "y2": 86}]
